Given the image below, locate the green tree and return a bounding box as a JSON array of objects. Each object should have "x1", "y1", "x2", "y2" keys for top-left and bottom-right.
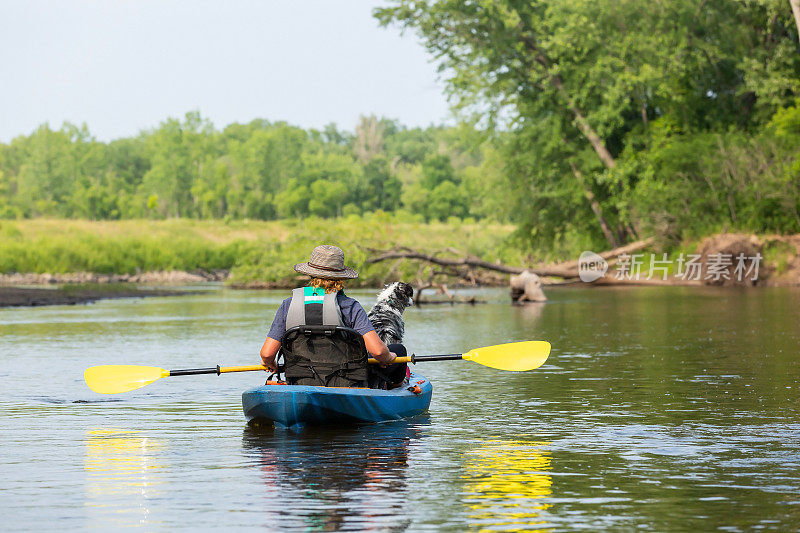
[
  {"x1": 385, "y1": 126, "x2": 438, "y2": 165},
  {"x1": 141, "y1": 111, "x2": 219, "y2": 218},
  {"x1": 420, "y1": 153, "x2": 455, "y2": 190},
  {"x1": 225, "y1": 122, "x2": 308, "y2": 219},
  {"x1": 274, "y1": 178, "x2": 311, "y2": 218},
  {"x1": 427, "y1": 180, "x2": 467, "y2": 221},
  {"x1": 377, "y1": 0, "x2": 800, "y2": 247},
  {"x1": 361, "y1": 156, "x2": 402, "y2": 211},
  {"x1": 309, "y1": 179, "x2": 349, "y2": 217}
]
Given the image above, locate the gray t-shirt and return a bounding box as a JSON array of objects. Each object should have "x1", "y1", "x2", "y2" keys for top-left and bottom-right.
[{"x1": 267, "y1": 290, "x2": 375, "y2": 342}]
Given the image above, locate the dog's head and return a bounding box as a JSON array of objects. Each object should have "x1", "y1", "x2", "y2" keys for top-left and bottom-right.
[{"x1": 375, "y1": 281, "x2": 414, "y2": 310}]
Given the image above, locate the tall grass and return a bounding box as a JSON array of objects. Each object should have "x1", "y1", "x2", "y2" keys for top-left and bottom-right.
[{"x1": 0, "y1": 216, "x2": 518, "y2": 285}]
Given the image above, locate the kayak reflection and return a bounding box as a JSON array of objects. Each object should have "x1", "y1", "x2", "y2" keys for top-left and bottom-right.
[
  {"x1": 243, "y1": 418, "x2": 429, "y2": 531},
  {"x1": 84, "y1": 428, "x2": 165, "y2": 528},
  {"x1": 462, "y1": 439, "x2": 553, "y2": 531}
]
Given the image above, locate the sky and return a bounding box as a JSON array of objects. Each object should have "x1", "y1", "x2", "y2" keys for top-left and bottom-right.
[{"x1": 0, "y1": 0, "x2": 451, "y2": 142}]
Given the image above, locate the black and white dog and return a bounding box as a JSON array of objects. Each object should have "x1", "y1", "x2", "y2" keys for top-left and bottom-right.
[{"x1": 367, "y1": 282, "x2": 414, "y2": 345}]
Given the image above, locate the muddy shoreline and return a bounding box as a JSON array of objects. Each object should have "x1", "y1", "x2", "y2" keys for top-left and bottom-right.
[
  {"x1": 0, "y1": 269, "x2": 229, "y2": 286},
  {"x1": 0, "y1": 285, "x2": 194, "y2": 308}
]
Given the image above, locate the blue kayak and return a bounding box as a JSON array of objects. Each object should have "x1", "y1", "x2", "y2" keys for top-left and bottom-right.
[{"x1": 242, "y1": 372, "x2": 433, "y2": 428}]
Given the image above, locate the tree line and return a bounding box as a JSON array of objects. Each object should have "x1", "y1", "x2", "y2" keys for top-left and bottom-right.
[{"x1": 0, "y1": 115, "x2": 504, "y2": 223}]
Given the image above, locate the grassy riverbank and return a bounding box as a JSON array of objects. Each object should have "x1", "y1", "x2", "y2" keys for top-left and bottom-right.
[{"x1": 0, "y1": 217, "x2": 519, "y2": 286}]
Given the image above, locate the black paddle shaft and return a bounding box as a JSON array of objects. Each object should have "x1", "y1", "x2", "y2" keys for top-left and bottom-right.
[
  {"x1": 167, "y1": 355, "x2": 464, "y2": 376},
  {"x1": 169, "y1": 366, "x2": 221, "y2": 376},
  {"x1": 409, "y1": 354, "x2": 463, "y2": 363}
]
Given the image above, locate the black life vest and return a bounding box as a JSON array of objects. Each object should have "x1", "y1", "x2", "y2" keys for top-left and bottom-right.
[{"x1": 280, "y1": 287, "x2": 368, "y2": 387}]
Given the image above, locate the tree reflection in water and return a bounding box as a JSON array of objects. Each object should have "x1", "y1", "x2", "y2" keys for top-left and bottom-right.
[
  {"x1": 463, "y1": 439, "x2": 553, "y2": 531},
  {"x1": 243, "y1": 419, "x2": 428, "y2": 531}
]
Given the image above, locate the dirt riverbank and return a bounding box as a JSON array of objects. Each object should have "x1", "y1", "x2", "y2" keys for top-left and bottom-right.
[
  {"x1": 0, "y1": 285, "x2": 192, "y2": 308},
  {"x1": 0, "y1": 269, "x2": 229, "y2": 286}
]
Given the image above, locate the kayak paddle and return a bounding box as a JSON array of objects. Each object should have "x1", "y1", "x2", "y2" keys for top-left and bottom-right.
[
  {"x1": 84, "y1": 340, "x2": 550, "y2": 394},
  {"x1": 368, "y1": 340, "x2": 551, "y2": 371},
  {"x1": 84, "y1": 364, "x2": 267, "y2": 394}
]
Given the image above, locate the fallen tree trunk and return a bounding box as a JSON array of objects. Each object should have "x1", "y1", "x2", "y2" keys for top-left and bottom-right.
[
  {"x1": 367, "y1": 237, "x2": 655, "y2": 280},
  {"x1": 546, "y1": 237, "x2": 655, "y2": 271},
  {"x1": 415, "y1": 283, "x2": 484, "y2": 305},
  {"x1": 368, "y1": 248, "x2": 575, "y2": 277}
]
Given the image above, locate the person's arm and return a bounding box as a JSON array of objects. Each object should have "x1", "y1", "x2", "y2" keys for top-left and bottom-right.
[
  {"x1": 261, "y1": 298, "x2": 290, "y2": 372},
  {"x1": 260, "y1": 337, "x2": 281, "y2": 372},
  {"x1": 363, "y1": 330, "x2": 396, "y2": 364}
]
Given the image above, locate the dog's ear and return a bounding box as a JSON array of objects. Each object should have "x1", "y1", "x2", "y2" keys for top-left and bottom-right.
[{"x1": 401, "y1": 282, "x2": 414, "y2": 299}]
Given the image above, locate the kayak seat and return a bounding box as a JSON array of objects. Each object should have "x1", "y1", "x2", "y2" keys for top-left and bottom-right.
[{"x1": 280, "y1": 325, "x2": 368, "y2": 388}]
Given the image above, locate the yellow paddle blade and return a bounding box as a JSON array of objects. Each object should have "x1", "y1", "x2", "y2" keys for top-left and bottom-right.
[
  {"x1": 462, "y1": 341, "x2": 551, "y2": 371},
  {"x1": 84, "y1": 365, "x2": 169, "y2": 394}
]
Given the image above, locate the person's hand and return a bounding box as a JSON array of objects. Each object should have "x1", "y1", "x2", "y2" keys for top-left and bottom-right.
[
  {"x1": 262, "y1": 356, "x2": 278, "y2": 373},
  {"x1": 380, "y1": 351, "x2": 398, "y2": 368}
]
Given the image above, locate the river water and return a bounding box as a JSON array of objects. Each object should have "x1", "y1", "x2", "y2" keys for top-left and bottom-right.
[{"x1": 2, "y1": 286, "x2": 799, "y2": 531}]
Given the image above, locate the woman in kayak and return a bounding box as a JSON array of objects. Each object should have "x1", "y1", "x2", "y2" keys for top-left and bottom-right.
[{"x1": 259, "y1": 244, "x2": 407, "y2": 387}]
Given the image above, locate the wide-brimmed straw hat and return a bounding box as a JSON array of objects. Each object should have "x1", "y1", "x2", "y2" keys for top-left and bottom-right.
[{"x1": 293, "y1": 245, "x2": 359, "y2": 279}]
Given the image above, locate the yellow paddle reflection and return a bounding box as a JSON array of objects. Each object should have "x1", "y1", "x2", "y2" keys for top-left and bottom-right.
[
  {"x1": 463, "y1": 439, "x2": 553, "y2": 532},
  {"x1": 84, "y1": 428, "x2": 164, "y2": 527}
]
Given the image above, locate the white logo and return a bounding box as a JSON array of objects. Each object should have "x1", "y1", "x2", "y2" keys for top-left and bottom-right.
[{"x1": 579, "y1": 251, "x2": 608, "y2": 282}]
